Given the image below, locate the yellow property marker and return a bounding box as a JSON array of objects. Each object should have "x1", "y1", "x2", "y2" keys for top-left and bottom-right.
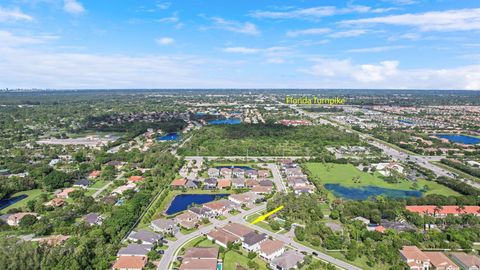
[{"x1": 251, "y1": 206, "x2": 284, "y2": 224}]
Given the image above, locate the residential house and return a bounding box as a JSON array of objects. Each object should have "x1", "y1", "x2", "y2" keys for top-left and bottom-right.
[
  {"x1": 128, "y1": 176, "x2": 144, "y2": 183},
  {"x1": 242, "y1": 231, "x2": 267, "y2": 251},
  {"x1": 128, "y1": 230, "x2": 163, "y2": 245},
  {"x1": 245, "y1": 180, "x2": 259, "y2": 188},
  {"x1": 112, "y1": 183, "x2": 136, "y2": 195},
  {"x1": 83, "y1": 213, "x2": 103, "y2": 226},
  {"x1": 185, "y1": 180, "x2": 198, "y2": 189},
  {"x1": 175, "y1": 211, "x2": 200, "y2": 229},
  {"x1": 399, "y1": 246, "x2": 431, "y2": 270},
  {"x1": 207, "y1": 168, "x2": 220, "y2": 178},
  {"x1": 232, "y1": 168, "x2": 244, "y2": 178},
  {"x1": 231, "y1": 178, "x2": 245, "y2": 188},
  {"x1": 259, "y1": 239, "x2": 286, "y2": 261},
  {"x1": 45, "y1": 198, "x2": 65, "y2": 207},
  {"x1": 258, "y1": 170, "x2": 269, "y2": 178},
  {"x1": 220, "y1": 168, "x2": 232, "y2": 178},
  {"x1": 112, "y1": 256, "x2": 147, "y2": 270},
  {"x1": 171, "y1": 178, "x2": 187, "y2": 189},
  {"x1": 57, "y1": 188, "x2": 76, "y2": 199},
  {"x1": 259, "y1": 180, "x2": 274, "y2": 187},
  {"x1": 189, "y1": 207, "x2": 213, "y2": 219},
  {"x1": 381, "y1": 220, "x2": 417, "y2": 232},
  {"x1": 245, "y1": 169, "x2": 257, "y2": 179},
  {"x1": 117, "y1": 243, "x2": 153, "y2": 257},
  {"x1": 449, "y1": 252, "x2": 480, "y2": 270},
  {"x1": 270, "y1": 250, "x2": 305, "y2": 270},
  {"x1": 203, "y1": 178, "x2": 217, "y2": 189},
  {"x1": 228, "y1": 191, "x2": 261, "y2": 207},
  {"x1": 73, "y1": 179, "x2": 90, "y2": 189},
  {"x1": 203, "y1": 200, "x2": 236, "y2": 216},
  {"x1": 180, "y1": 247, "x2": 219, "y2": 270},
  {"x1": 222, "y1": 223, "x2": 254, "y2": 241},
  {"x1": 217, "y1": 179, "x2": 231, "y2": 189},
  {"x1": 206, "y1": 228, "x2": 239, "y2": 248},
  {"x1": 405, "y1": 206, "x2": 480, "y2": 218},
  {"x1": 88, "y1": 170, "x2": 101, "y2": 179},
  {"x1": 352, "y1": 216, "x2": 370, "y2": 226},
  {"x1": 252, "y1": 186, "x2": 272, "y2": 194},
  {"x1": 1, "y1": 212, "x2": 38, "y2": 226},
  {"x1": 150, "y1": 219, "x2": 178, "y2": 234},
  {"x1": 107, "y1": 161, "x2": 124, "y2": 169},
  {"x1": 424, "y1": 252, "x2": 459, "y2": 270}
]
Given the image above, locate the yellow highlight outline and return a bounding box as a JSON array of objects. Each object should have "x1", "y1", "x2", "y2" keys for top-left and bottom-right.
[{"x1": 251, "y1": 205, "x2": 284, "y2": 224}]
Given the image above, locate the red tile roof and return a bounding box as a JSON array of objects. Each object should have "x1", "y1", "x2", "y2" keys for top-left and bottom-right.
[
  {"x1": 217, "y1": 179, "x2": 231, "y2": 189},
  {"x1": 128, "y1": 176, "x2": 144, "y2": 182},
  {"x1": 112, "y1": 256, "x2": 147, "y2": 269},
  {"x1": 171, "y1": 178, "x2": 187, "y2": 187},
  {"x1": 406, "y1": 205, "x2": 480, "y2": 215}
]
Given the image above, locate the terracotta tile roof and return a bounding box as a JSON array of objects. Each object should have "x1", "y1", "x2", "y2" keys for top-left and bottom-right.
[
  {"x1": 400, "y1": 246, "x2": 430, "y2": 262},
  {"x1": 424, "y1": 252, "x2": 459, "y2": 270},
  {"x1": 207, "y1": 228, "x2": 239, "y2": 245},
  {"x1": 184, "y1": 247, "x2": 219, "y2": 259},
  {"x1": 128, "y1": 176, "x2": 144, "y2": 182},
  {"x1": 406, "y1": 205, "x2": 480, "y2": 215},
  {"x1": 112, "y1": 256, "x2": 147, "y2": 269},
  {"x1": 450, "y1": 252, "x2": 480, "y2": 268},
  {"x1": 217, "y1": 179, "x2": 231, "y2": 188},
  {"x1": 89, "y1": 170, "x2": 101, "y2": 178},
  {"x1": 259, "y1": 239, "x2": 285, "y2": 255},
  {"x1": 222, "y1": 223, "x2": 254, "y2": 238},
  {"x1": 171, "y1": 178, "x2": 187, "y2": 186},
  {"x1": 180, "y1": 258, "x2": 217, "y2": 270}
]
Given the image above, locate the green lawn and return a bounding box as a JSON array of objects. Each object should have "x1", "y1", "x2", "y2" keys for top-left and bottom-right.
[
  {"x1": 223, "y1": 250, "x2": 268, "y2": 270},
  {"x1": 1, "y1": 189, "x2": 44, "y2": 214},
  {"x1": 305, "y1": 163, "x2": 459, "y2": 196},
  {"x1": 90, "y1": 180, "x2": 110, "y2": 189}
]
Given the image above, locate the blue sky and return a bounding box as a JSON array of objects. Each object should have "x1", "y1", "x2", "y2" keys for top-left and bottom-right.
[{"x1": 0, "y1": 0, "x2": 479, "y2": 89}]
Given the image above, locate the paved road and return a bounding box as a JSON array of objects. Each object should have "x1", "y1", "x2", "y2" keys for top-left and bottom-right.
[
  {"x1": 266, "y1": 163, "x2": 288, "y2": 193},
  {"x1": 157, "y1": 204, "x2": 267, "y2": 270},
  {"x1": 234, "y1": 214, "x2": 362, "y2": 270}
]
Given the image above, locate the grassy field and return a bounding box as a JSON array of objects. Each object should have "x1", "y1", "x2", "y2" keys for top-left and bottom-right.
[
  {"x1": 90, "y1": 180, "x2": 110, "y2": 189},
  {"x1": 223, "y1": 250, "x2": 269, "y2": 270},
  {"x1": 1, "y1": 189, "x2": 43, "y2": 214},
  {"x1": 305, "y1": 163, "x2": 459, "y2": 196}
]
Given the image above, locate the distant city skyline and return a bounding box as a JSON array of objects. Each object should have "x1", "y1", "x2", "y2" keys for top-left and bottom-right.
[{"x1": 0, "y1": 0, "x2": 479, "y2": 90}]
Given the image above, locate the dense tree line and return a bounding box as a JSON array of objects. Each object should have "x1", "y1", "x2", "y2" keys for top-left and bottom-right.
[
  {"x1": 441, "y1": 159, "x2": 480, "y2": 178},
  {"x1": 436, "y1": 176, "x2": 480, "y2": 196}
]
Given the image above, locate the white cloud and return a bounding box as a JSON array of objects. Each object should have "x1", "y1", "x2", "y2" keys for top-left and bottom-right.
[
  {"x1": 156, "y1": 37, "x2": 174, "y2": 45},
  {"x1": 328, "y1": 29, "x2": 369, "y2": 38},
  {"x1": 223, "y1": 47, "x2": 261, "y2": 54},
  {"x1": 0, "y1": 7, "x2": 33, "y2": 22},
  {"x1": 63, "y1": 0, "x2": 85, "y2": 15},
  {"x1": 346, "y1": 45, "x2": 409, "y2": 53},
  {"x1": 286, "y1": 28, "x2": 331, "y2": 37},
  {"x1": 251, "y1": 5, "x2": 394, "y2": 20},
  {"x1": 306, "y1": 58, "x2": 480, "y2": 89},
  {"x1": 0, "y1": 30, "x2": 58, "y2": 47},
  {"x1": 156, "y1": 1, "x2": 171, "y2": 10},
  {"x1": 341, "y1": 8, "x2": 480, "y2": 31},
  {"x1": 209, "y1": 17, "x2": 260, "y2": 36}
]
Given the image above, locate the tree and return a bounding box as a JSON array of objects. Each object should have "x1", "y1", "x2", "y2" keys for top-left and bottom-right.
[
  {"x1": 247, "y1": 251, "x2": 257, "y2": 259},
  {"x1": 19, "y1": 215, "x2": 37, "y2": 228},
  {"x1": 43, "y1": 170, "x2": 70, "y2": 190}
]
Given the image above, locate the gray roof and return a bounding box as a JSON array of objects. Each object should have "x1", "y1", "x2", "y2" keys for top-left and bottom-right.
[
  {"x1": 259, "y1": 180, "x2": 274, "y2": 187},
  {"x1": 83, "y1": 213, "x2": 101, "y2": 225},
  {"x1": 185, "y1": 180, "x2": 198, "y2": 188},
  {"x1": 271, "y1": 250, "x2": 305, "y2": 269},
  {"x1": 151, "y1": 218, "x2": 176, "y2": 230},
  {"x1": 129, "y1": 230, "x2": 162, "y2": 243},
  {"x1": 243, "y1": 232, "x2": 266, "y2": 246},
  {"x1": 73, "y1": 178, "x2": 90, "y2": 187},
  {"x1": 0, "y1": 214, "x2": 11, "y2": 222},
  {"x1": 117, "y1": 243, "x2": 153, "y2": 256},
  {"x1": 189, "y1": 207, "x2": 211, "y2": 216},
  {"x1": 204, "y1": 178, "x2": 217, "y2": 185}
]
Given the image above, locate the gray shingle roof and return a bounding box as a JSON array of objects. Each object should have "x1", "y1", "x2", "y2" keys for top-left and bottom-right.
[
  {"x1": 129, "y1": 230, "x2": 162, "y2": 243},
  {"x1": 117, "y1": 243, "x2": 153, "y2": 256},
  {"x1": 243, "y1": 231, "x2": 266, "y2": 246}
]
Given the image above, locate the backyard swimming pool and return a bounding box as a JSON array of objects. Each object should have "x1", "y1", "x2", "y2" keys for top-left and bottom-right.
[
  {"x1": 165, "y1": 194, "x2": 229, "y2": 215},
  {"x1": 324, "y1": 184, "x2": 422, "y2": 200},
  {"x1": 435, "y1": 134, "x2": 480, "y2": 145}
]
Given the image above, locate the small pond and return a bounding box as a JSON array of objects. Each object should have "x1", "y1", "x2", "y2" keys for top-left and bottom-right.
[
  {"x1": 324, "y1": 184, "x2": 422, "y2": 200},
  {"x1": 165, "y1": 194, "x2": 229, "y2": 215},
  {"x1": 435, "y1": 134, "x2": 480, "y2": 145}
]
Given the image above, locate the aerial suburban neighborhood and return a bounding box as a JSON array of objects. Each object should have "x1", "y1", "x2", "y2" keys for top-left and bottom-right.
[{"x1": 1, "y1": 0, "x2": 480, "y2": 269}]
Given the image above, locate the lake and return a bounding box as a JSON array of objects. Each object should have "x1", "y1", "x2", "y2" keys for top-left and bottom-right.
[
  {"x1": 0, "y1": 194, "x2": 28, "y2": 211},
  {"x1": 157, "y1": 132, "x2": 180, "y2": 141},
  {"x1": 324, "y1": 184, "x2": 422, "y2": 200},
  {"x1": 165, "y1": 194, "x2": 229, "y2": 215},
  {"x1": 435, "y1": 134, "x2": 480, "y2": 145},
  {"x1": 208, "y1": 119, "x2": 241, "y2": 125}
]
